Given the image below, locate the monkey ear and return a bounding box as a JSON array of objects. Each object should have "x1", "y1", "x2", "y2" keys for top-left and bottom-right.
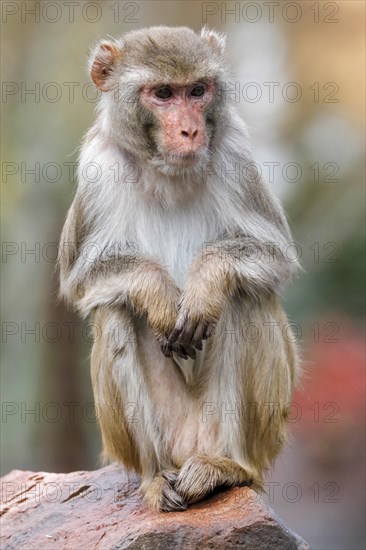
[
  {"x1": 89, "y1": 40, "x2": 123, "y2": 92},
  {"x1": 201, "y1": 27, "x2": 226, "y2": 55}
]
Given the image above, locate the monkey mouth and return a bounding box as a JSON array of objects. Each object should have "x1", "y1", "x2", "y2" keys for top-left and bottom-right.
[
  {"x1": 165, "y1": 151, "x2": 201, "y2": 166},
  {"x1": 151, "y1": 149, "x2": 209, "y2": 176}
]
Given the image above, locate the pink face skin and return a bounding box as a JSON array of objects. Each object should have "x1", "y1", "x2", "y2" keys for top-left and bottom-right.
[{"x1": 140, "y1": 81, "x2": 215, "y2": 166}]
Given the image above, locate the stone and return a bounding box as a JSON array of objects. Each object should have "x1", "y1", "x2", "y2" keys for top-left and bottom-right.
[{"x1": 0, "y1": 464, "x2": 310, "y2": 549}]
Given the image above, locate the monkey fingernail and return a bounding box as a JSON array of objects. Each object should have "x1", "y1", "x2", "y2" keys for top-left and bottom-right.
[
  {"x1": 185, "y1": 346, "x2": 197, "y2": 360},
  {"x1": 192, "y1": 323, "x2": 205, "y2": 347},
  {"x1": 161, "y1": 344, "x2": 173, "y2": 357},
  {"x1": 168, "y1": 328, "x2": 183, "y2": 344},
  {"x1": 177, "y1": 325, "x2": 195, "y2": 347},
  {"x1": 175, "y1": 345, "x2": 188, "y2": 360},
  {"x1": 202, "y1": 324, "x2": 215, "y2": 340}
]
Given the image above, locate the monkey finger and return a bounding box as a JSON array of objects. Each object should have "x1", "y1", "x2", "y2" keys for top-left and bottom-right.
[
  {"x1": 168, "y1": 316, "x2": 186, "y2": 345},
  {"x1": 168, "y1": 329, "x2": 181, "y2": 345},
  {"x1": 202, "y1": 323, "x2": 216, "y2": 340},
  {"x1": 175, "y1": 319, "x2": 198, "y2": 348},
  {"x1": 184, "y1": 345, "x2": 197, "y2": 360},
  {"x1": 161, "y1": 343, "x2": 173, "y2": 358},
  {"x1": 172, "y1": 343, "x2": 188, "y2": 360},
  {"x1": 192, "y1": 340, "x2": 203, "y2": 351},
  {"x1": 193, "y1": 340, "x2": 203, "y2": 351},
  {"x1": 171, "y1": 342, "x2": 197, "y2": 360},
  {"x1": 191, "y1": 322, "x2": 206, "y2": 349}
]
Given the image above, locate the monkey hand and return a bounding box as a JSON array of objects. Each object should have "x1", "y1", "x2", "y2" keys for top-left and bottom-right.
[
  {"x1": 163, "y1": 292, "x2": 222, "y2": 360},
  {"x1": 160, "y1": 301, "x2": 204, "y2": 361},
  {"x1": 164, "y1": 253, "x2": 233, "y2": 360},
  {"x1": 160, "y1": 308, "x2": 212, "y2": 361},
  {"x1": 164, "y1": 311, "x2": 216, "y2": 361},
  {"x1": 163, "y1": 260, "x2": 231, "y2": 359}
]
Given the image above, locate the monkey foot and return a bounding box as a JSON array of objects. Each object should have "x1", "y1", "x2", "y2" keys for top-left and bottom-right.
[
  {"x1": 174, "y1": 456, "x2": 217, "y2": 504},
  {"x1": 144, "y1": 471, "x2": 187, "y2": 512},
  {"x1": 160, "y1": 470, "x2": 187, "y2": 511},
  {"x1": 174, "y1": 454, "x2": 252, "y2": 505}
]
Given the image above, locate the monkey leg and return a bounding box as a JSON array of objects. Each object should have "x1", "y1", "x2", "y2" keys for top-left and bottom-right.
[
  {"x1": 174, "y1": 454, "x2": 252, "y2": 504},
  {"x1": 90, "y1": 306, "x2": 195, "y2": 511},
  {"x1": 187, "y1": 294, "x2": 299, "y2": 494},
  {"x1": 239, "y1": 296, "x2": 299, "y2": 476},
  {"x1": 90, "y1": 307, "x2": 162, "y2": 479},
  {"x1": 90, "y1": 296, "x2": 298, "y2": 512}
]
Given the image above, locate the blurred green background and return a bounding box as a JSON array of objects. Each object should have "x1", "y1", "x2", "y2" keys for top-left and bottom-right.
[{"x1": 1, "y1": 1, "x2": 365, "y2": 548}]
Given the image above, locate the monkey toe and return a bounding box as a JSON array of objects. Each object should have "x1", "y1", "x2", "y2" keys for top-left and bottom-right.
[
  {"x1": 161, "y1": 469, "x2": 178, "y2": 485},
  {"x1": 144, "y1": 472, "x2": 187, "y2": 512},
  {"x1": 160, "y1": 471, "x2": 187, "y2": 512},
  {"x1": 160, "y1": 486, "x2": 187, "y2": 512}
]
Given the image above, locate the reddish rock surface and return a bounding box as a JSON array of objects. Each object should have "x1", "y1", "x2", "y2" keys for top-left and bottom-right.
[{"x1": 1, "y1": 464, "x2": 310, "y2": 549}]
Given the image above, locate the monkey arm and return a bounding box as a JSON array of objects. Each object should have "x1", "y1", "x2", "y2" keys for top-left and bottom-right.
[
  {"x1": 76, "y1": 256, "x2": 201, "y2": 360},
  {"x1": 62, "y1": 250, "x2": 184, "y2": 345},
  {"x1": 167, "y1": 228, "x2": 299, "y2": 353},
  {"x1": 58, "y1": 199, "x2": 183, "y2": 349},
  {"x1": 166, "y1": 154, "x2": 299, "y2": 355}
]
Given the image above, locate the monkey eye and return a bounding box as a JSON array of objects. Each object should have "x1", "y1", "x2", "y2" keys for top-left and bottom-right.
[
  {"x1": 190, "y1": 85, "x2": 205, "y2": 97},
  {"x1": 155, "y1": 87, "x2": 173, "y2": 99}
]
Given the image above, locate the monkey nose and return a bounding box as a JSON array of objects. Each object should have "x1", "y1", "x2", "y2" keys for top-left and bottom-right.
[{"x1": 181, "y1": 128, "x2": 198, "y2": 141}]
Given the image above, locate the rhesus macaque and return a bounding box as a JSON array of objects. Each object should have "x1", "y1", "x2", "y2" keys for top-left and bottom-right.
[{"x1": 59, "y1": 26, "x2": 299, "y2": 512}]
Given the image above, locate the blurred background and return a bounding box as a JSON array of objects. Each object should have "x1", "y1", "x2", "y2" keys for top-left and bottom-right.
[{"x1": 1, "y1": 1, "x2": 365, "y2": 548}]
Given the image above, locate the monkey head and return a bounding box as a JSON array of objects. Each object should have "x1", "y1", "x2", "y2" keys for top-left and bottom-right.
[{"x1": 89, "y1": 26, "x2": 229, "y2": 176}]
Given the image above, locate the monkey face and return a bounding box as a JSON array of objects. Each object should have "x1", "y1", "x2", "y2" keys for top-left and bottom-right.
[
  {"x1": 89, "y1": 27, "x2": 228, "y2": 175},
  {"x1": 138, "y1": 81, "x2": 215, "y2": 171}
]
